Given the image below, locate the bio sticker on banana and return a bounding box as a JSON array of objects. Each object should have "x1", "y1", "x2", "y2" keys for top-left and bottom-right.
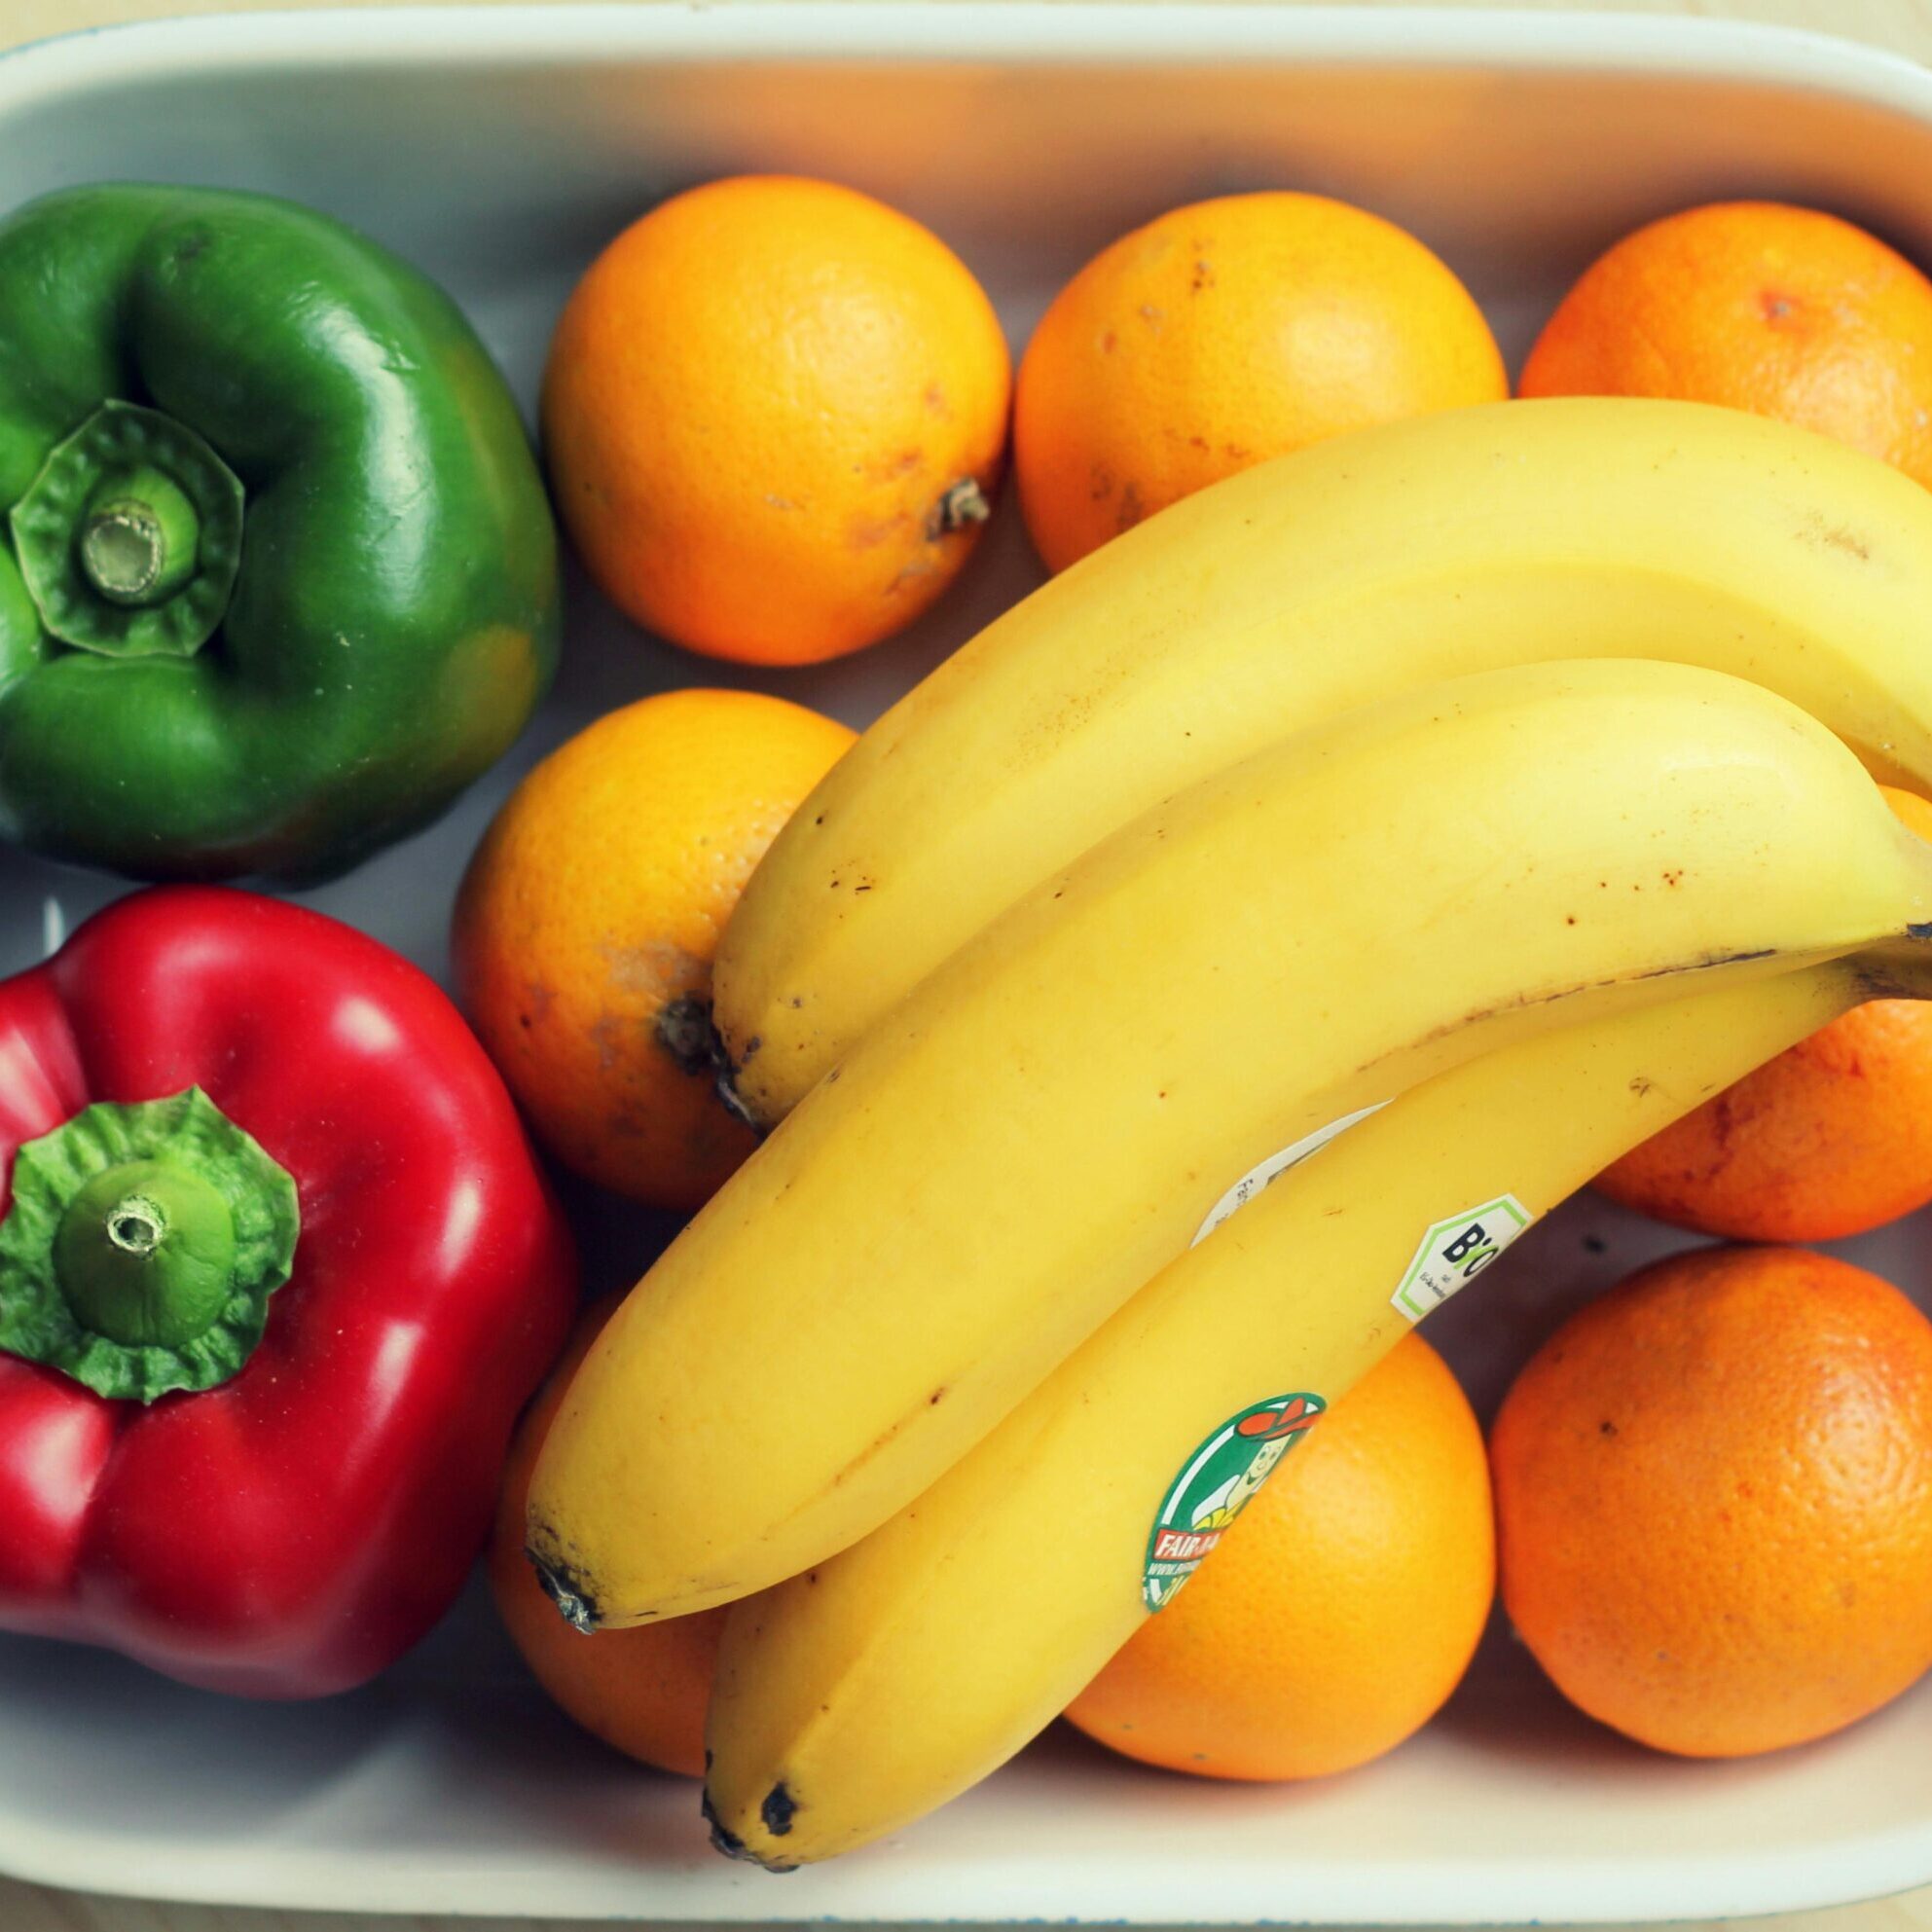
[
  {"x1": 1390, "y1": 1195, "x2": 1532, "y2": 1323},
  {"x1": 1143, "y1": 1394, "x2": 1326, "y2": 1611}
]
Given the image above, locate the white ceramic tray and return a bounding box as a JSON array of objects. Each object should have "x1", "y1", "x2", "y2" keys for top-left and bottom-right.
[{"x1": 3, "y1": 4, "x2": 1932, "y2": 1921}]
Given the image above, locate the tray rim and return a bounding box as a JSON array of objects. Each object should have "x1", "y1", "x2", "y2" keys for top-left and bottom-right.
[
  {"x1": 3, "y1": 1, "x2": 1932, "y2": 1922},
  {"x1": 4, "y1": 0, "x2": 1932, "y2": 105},
  {"x1": 7, "y1": 1797, "x2": 1932, "y2": 1924}
]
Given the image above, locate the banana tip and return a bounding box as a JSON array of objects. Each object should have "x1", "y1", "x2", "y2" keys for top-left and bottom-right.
[
  {"x1": 702, "y1": 1785, "x2": 799, "y2": 1873},
  {"x1": 713, "y1": 1061, "x2": 765, "y2": 1135},
  {"x1": 524, "y1": 1545, "x2": 601, "y2": 1634}
]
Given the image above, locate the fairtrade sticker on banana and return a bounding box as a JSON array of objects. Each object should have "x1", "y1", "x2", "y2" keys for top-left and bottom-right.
[
  {"x1": 715, "y1": 395, "x2": 1932, "y2": 1128},
  {"x1": 526, "y1": 658, "x2": 1932, "y2": 1632}
]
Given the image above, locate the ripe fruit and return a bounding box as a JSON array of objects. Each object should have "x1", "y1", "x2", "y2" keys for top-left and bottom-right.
[
  {"x1": 717, "y1": 399, "x2": 1932, "y2": 1129},
  {"x1": 1520, "y1": 201, "x2": 1932, "y2": 486},
  {"x1": 1595, "y1": 1001, "x2": 1932, "y2": 1240},
  {"x1": 701, "y1": 964, "x2": 1889, "y2": 1869},
  {"x1": 1013, "y1": 191, "x2": 1505, "y2": 571},
  {"x1": 490, "y1": 1294, "x2": 723, "y2": 1776},
  {"x1": 1492, "y1": 1246, "x2": 1932, "y2": 1759},
  {"x1": 1597, "y1": 787, "x2": 1932, "y2": 1241},
  {"x1": 452, "y1": 688, "x2": 855, "y2": 1212},
  {"x1": 528, "y1": 658, "x2": 1932, "y2": 1635},
  {"x1": 542, "y1": 175, "x2": 1011, "y2": 665},
  {"x1": 1064, "y1": 1335, "x2": 1492, "y2": 1780}
]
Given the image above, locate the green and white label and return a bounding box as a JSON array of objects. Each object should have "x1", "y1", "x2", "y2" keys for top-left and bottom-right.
[
  {"x1": 1390, "y1": 1194, "x2": 1531, "y2": 1323},
  {"x1": 1143, "y1": 1393, "x2": 1326, "y2": 1611}
]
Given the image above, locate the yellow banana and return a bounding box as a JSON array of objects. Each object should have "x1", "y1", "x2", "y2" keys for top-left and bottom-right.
[
  {"x1": 717, "y1": 395, "x2": 1932, "y2": 1126},
  {"x1": 527, "y1": 658, "x2": 1932, "y2": 1629},
  {"x1": 702, "y1": 950, "x2": 1924, "y2": 1867}
]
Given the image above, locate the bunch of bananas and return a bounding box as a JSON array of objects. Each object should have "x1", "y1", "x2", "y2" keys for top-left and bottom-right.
[{"x1": 524, "y1": 394, "x2": 1932, "y2": 1868}]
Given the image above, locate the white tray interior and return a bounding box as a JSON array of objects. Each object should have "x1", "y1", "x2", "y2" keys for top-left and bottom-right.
[{"x1": 1, "y1": 5, "x2": 1930, "y2": 1921}]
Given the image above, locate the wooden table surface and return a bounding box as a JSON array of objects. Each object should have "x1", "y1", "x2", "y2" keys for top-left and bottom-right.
[{"x1": 3, "y1": 0, "x2": 1932, "y2": 1925}]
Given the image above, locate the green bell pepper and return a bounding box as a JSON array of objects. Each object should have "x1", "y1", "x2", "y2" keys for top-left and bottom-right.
[{"x1": 0, "y1": 183, "x2": 561, "y2": 882}]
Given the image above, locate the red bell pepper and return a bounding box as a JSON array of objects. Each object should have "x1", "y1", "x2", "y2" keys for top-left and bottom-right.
[{"x1": 0, "y1": 887, "x2": 576, "y2": 1697}]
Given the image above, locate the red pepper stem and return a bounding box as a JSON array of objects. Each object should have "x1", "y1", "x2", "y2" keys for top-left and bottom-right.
[
  {"x1": 55, "y1": 1156, "x2": 238, "y2": 1350},
  {"x1": 0, "y1": 1088, "x2": 300, "y2": 1403}
]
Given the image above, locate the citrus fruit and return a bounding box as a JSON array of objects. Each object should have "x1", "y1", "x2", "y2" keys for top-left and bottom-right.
[
  {"x1": 1064, "y1": 1333, "x2": 1494, "y2": 1781},
  {"x1": 1596, "y1": 787, "x2": 1932, "y2": 1241},
  {"x1": 1014, "y1": 191, "x2": 1506, "y2": 572},
  {"x1": 452, "y1": 688, "x2": 855, "y2": 1211},
  {"x1": 1520, "y1": 200, "x2": 1932, "y2": 486},
  {"x1": 1491, "y1": 1245, "x2": 1932, "y2": 1759},
  {"x1": 542, "y1": 175, "x2": 1011, "y2": 666},
  {"x1": 491, "y1": 1293, "x2": 723, "y2": 1775}
]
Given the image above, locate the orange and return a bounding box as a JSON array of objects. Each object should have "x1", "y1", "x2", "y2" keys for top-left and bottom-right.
[
  {"x1": 1597, "y1": 786, "x2": 1932, "y2": 1242},
  {"x1": 542, "y1": 175, "x2": 1011, "y2": 666},
  {"x1": 452, "y1": 688, "x2": 855, "y2": 1211},
  {"x1": 1520, "y1": 201, "x2": 1932, "y2": 486},
  {"x1": 1014, "y1": 192, "x2": 1506, "y2": 572},
  {"x1": 491, "y1": 1293, "x2": 723, "y2": 1775},
  {"x1": 1064, "y1": 1335, "x2": 1493, "y2": 1781},
  {"x1": 1491, "y1": 1246, "x2": 1932, "y2": 1759},
  {"x1": 1596, "y1": 1002, "x2": 1932, "y2": 1242}
]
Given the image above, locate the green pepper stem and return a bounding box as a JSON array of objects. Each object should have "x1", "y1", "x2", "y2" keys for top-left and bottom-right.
[
  {"x1": 79, "y1": 465, "x2": 201, "y2": 606},
  {"x1": 8, "y1": 402, "x2": 243, "y2": 660}
]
